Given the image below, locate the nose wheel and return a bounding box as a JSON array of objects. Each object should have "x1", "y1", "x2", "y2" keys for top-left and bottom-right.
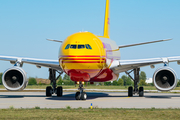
[
  {"x1": 75, "y1": 92, "x2": 81, "y2": 100},
  {"x1": 75, "y1": 82, "x2": 87, "y2": 100},
  {"x1": 81, "y1": 92, "x2": 87, "y2": 100}
]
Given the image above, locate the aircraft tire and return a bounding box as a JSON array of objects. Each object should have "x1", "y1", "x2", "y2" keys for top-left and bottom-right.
[
  {"x1": 46, "y1": 86, "x2": 52, "y2": 97},
  {"x1": 57, "y1": 86, "x2": 63, "y2": 97},
  {"x1": 128, "y1": 86, "x2": 133, "y2": 97},
  {"x1": 81, "y1": 92, "x2": 87, "y2": 100},
  {"x1": 75, "y1": 92, "x2": 81, "y2": 100},
  {"x1": 139, "y1": 87, "x2": 144, "y2": 97}
]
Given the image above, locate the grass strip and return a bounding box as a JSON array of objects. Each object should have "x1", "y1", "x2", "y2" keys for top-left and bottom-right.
[{"x1": 0, "y1": 108, "x2": 180, "y2": 120}]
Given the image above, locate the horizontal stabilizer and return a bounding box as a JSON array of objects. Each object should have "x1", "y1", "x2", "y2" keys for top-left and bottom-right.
[
  {"x1": 46, "y1": 39, "x2": 63, "y2": 43},
  {"x1": 118, "y1": 39, "x2": 172, "y2": 48}
]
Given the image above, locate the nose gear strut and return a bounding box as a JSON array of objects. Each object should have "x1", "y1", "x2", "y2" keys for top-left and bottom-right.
[{"x1": 75, "y1": 81, "x2": 87, "y2": 100}]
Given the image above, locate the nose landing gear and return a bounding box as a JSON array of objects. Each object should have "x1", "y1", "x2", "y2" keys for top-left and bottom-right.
[{"x1": 75, "y1": 81, "x2": 87, "y2": 100}]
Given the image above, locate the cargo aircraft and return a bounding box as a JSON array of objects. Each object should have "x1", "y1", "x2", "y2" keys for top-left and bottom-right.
[{"x1": 1, "y1": 0, "x2": 180, "y2": 100}]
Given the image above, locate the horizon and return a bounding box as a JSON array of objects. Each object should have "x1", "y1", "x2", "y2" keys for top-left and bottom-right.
[{"x1": 0, "y1": 0, "x2": 180, "y2": 79}]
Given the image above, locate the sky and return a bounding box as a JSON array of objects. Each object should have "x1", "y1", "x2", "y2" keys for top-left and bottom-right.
[{"x1": 0, "y1": 0, "x2": 180, "y2": 79}]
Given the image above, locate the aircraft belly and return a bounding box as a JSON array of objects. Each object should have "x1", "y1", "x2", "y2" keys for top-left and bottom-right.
[{"x1": 90, "y1": 68, "x2": 119, "y2": 82}]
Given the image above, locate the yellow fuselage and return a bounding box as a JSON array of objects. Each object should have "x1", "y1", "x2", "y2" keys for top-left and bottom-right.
[{"x1": 59, "y1": 32, "x2": 120, "y2": 82}]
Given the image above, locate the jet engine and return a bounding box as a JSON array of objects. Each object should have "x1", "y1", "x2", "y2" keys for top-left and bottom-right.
[
  {"x1": 153, "y1": 67, "x2": 177, "y2": 91},
  {"x1": 2, "y1": 67, "x2": 28, "y2": 91}
]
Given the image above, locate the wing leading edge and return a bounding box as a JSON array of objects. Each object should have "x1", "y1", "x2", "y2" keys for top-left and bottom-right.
[
  {"x1": 118, "y1": 39, "x2": 172, "y2": 48},
  {"x1": 0, "y1": 55, "x2": 61, "y2": 71},
  {"x1": 110, "y1": 56, "x2": 180, "y2": 74}
]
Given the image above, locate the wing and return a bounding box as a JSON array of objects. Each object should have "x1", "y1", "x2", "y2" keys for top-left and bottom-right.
[
  {"x1": 46, "y1": 39, "x2": 63, "y2": 43},
  {"x1": 0, "y1": 55, "x2": 61, "y2": 71},
  {"x1": 118, "y1": 39, "x2": 172, "y2": 48},
  {"x1": 110, "y1": 56, "x2": 180, "y2": 74}
]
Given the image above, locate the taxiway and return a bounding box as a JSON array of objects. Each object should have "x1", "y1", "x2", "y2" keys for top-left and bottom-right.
[{"x1": 0, "y1": 92, "x2": 180, "y2": 108}]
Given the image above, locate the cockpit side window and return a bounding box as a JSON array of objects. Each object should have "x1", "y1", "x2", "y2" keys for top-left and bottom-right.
[
  {"x1": 78, "y1": 45, "x2": 85, "y2": 49},
  {"x1": 85, "y1": 44, "x2": 92, "y2": 49},
  {"x1": 88, "y1": 44, "x2": 92, "y2": 49},
  {"x1": 85, "y1": 44, "x2": 89, "y2": 49},
  {"x1": 65, "y1": 44, "x2": 70, "y2": 49},
  {"x1": 70, "y1": 45, "x2": 77, "y2": 49}
]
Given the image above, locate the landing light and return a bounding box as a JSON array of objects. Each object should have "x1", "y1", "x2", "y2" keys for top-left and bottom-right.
[
  {"x1": 36, "y1": 65, "x2": 41, "y2": 68},
  {"x1": 150, "y1": 65, "x2": 155, "y2": 69}
]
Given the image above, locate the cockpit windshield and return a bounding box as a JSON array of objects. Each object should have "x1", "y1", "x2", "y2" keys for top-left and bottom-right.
[
  {"x1": 78, "y1": 45, "x2": 85, "y2": 49},
  {"x1": 65, "y1": 44, "x2": 92, "y2": 50},
  {"x1": 70, "y1": 45, "x2": 77, "y2": 49}
]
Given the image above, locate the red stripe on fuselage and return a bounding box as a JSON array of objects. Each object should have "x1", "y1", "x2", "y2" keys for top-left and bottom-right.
[
  {"x1": 59, "y1": 55, "x2": 106, "y2": 63},
  {"x1": 61, "y1": 61, "x2": 105, "y2": 63},
  {"x1": 60, "y1": 58, "x2": 105, "y2": 60},
  {"x1": 59, "y1": 55, "x2": 106, "y2": 58}
]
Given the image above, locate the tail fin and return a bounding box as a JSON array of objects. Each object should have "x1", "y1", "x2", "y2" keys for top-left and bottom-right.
[{"x1": 103, "y1": 0, "x2": 110, "y2": 38}]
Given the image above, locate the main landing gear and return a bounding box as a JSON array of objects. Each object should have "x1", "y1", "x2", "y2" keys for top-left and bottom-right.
[
  {"x1": 125, "y1": 68, "x2": 144, "y2": 97},
  {"x1": 46, "y1": 69, "x2": 63, "y2": 97},
  {"x1": 75, "y1": 81, "x2": 87, "y2": 100}
]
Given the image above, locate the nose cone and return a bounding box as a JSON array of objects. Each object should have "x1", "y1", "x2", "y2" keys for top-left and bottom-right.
[{"x1": 59, "y1": 32, "x2": 106, "y2": 81}]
